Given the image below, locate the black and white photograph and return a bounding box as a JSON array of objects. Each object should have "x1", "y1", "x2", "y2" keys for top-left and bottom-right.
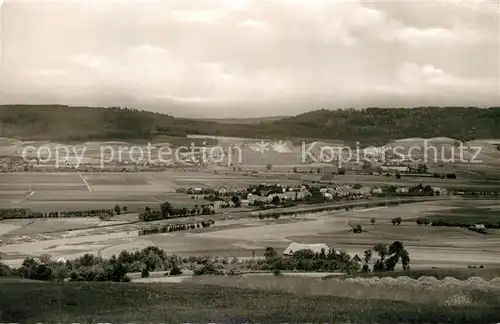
[{"x1": 0, "y1": 0, "x2": 499, "y2": 322}]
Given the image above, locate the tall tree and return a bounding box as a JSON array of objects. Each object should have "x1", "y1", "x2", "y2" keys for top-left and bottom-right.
[{"x1": 385, "y1": 241, "x2": 410, "y2": 271}]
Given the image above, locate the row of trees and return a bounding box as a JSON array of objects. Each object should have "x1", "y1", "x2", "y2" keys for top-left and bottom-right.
[
  {"x1": 252, "y1": 198, "x2": 421, "y2": 219},
  {"x1": 0, "y1": 246, "x2": 184, "y2": 282},
  {"x1": 0, "y1": 208, "x2": 115, "y2": 220},
  {"x1": 0, "y1": 241, "x2": 411, "y2": 282},
  {"x1": 432, "y1": 172, "x2": 457, "y2": 179},
  {"x1": 138, "y1": 220, "x2": 214, "y2": 236},
  {"x1": 139, "y1": 202, "x2": 214, "y2": 222}
]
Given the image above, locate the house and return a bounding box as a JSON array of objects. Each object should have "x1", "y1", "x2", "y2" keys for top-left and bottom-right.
[
  {"x1": 381, "y1": 165, "x2": 410, "y2": 173},
  {"x1": 267, "y1": 193, "x2": 289, "y2": 203},
  {"x1": 350, "y1": 254, "x2": 362, "y2": 263},
  {"x1": 395, "y1": 187, "x2": 409, "y2": 194},
  {"x1": 218, "y1": 186, "x2": 228, "y2": 195},
  {"x1": 248, "y1": 195, "x2": 268, "y2": 205},
  {"x1": 323, "y1": 192, "x2": 334, "y2": 200},
  {"x1": 372, "y1": 187, "x2": 383, "y2": 194},
  {"x1": 284, "y1": 190, "x2": 311, "y2": 201},
  {"x1": 283, "y1": 243, "x2": 330, "y2": 256}
]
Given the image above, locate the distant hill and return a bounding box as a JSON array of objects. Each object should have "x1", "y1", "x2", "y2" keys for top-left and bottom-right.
[
  {"x1": 199, "y1": 116, "x2": 287, "y2": 124},
  {"x1": 0, "y1": 105, "x2": 499, "y2": 146}
]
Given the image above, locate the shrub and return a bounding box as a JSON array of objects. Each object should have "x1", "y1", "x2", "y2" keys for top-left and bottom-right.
[
  {"x1": 0, "y1": 262, "x2": 11, "y2": 276},
  {"x1": 194, "y1": 263, "x2": 223, "y2": 276},
  {"x1": 170, "y1": 264, "x2": 183, "y2": 276},
  {"x1": 391, "y1": 217, "x2": 402, "y2": 226},
  {"x1": 353, "y1": 224, "x2": 363, "y2": 233},
  {"x1": 141, "y1": 268, "x2": 150, "y2": 278},
  {"x1": 51, "y1": 264, "x2": 70, "y2": 282}
]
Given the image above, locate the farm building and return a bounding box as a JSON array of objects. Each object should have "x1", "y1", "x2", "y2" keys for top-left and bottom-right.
[
  {"x1": 381, "y1": 165, "x2": 410, "y2": 173},
  {"x1": 395, "y1": 187, "x2": 409, "y2": 194},
  {"x1": 283, "y1": 243, "x2": 330, "y2": 256},
  {"x1": 350, "y1": 254, "x2": 362, "y2": 262},
  {"x1": 267, "y1": 193, "x2": 289, "y2": 202}
]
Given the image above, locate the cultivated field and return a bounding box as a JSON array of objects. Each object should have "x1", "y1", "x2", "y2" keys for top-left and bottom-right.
[
  {"x1": 0, "y1": 171, "x2": 304, "y2": 211},
  {"x1": 1, "y1": 199, "x2": 500, "y2": 270},
  {"x1": 1, "y1": 170, "x2": 499, "y2": 212}
]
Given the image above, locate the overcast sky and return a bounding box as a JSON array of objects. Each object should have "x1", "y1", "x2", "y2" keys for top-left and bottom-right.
[{"x1": 0, "y1": 0, "x2": 498, "y2": 117}]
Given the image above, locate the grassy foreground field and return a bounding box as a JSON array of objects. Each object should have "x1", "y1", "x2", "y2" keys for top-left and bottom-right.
[{"x1": 1, "y1": 282, "x2": 500, "y2": 323}]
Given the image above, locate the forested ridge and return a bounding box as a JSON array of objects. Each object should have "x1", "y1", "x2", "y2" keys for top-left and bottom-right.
[{"x1": 0, "y1": 105, "x2": 499, "y2": 145}]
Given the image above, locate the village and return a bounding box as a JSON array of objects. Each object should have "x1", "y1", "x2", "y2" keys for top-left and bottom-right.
[{"x1": 175, "y1": 181, "x2": 450, "y2": 209}]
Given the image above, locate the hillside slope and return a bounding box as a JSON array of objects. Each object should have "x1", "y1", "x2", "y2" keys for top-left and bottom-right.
[
  {"x1": 1, "y1": 282, "x2": 499, "y2": 322},
  {"x1": 0, "y1": 105, "x2": 499, "y2": 145}
]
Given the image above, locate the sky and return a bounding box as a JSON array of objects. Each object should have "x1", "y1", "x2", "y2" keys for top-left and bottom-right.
[{"x1": 0, "y1": 0, "x2": 498, "y2": 118}]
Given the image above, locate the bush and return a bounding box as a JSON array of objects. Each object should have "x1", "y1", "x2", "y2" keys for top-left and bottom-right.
[
  {"x1": 193, "y1": 263, "x2": 223, "y2": 276},
  {"x1": 353, "y1": 224, "x2": 363, "y2": 233},
  {"x1": 391, "y1": 217, "x2": 402, "y2": 226},
  {"x1": 51, "y1": 264, "x2": 70, "y2": 282},
  {"x1": 169, "y1": 264, "x2": 183, "y2": 276},
  {"x1": 141, "y1": 268, "x2": 150, "y2": 278},
  {"x1": 0, "y1": 262, "x2": 11, "y2": 276}
]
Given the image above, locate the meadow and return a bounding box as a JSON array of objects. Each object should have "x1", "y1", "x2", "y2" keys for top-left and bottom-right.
[{"x1": 1, "y1": 281, "x2": 499, "y2": 323}]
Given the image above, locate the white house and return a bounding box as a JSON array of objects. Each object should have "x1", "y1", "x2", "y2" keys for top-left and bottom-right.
[
  {"x1": 283, "y1": 243, "x2": 330, "y2": 256},
  {"x1": 395, "y1": 187, "x2": 409, "y2": 194},
  {"x1": 248, "y1": 195, "x2": 268, "y2": 205},
  {"x1": 267, "y1": 193, "x2": 289, "y2": 202},
  {"x1": 218, "y1": 186, "x2": 228, "y2": 195},
  {"x1": 323, "y1": 192, "x2": 334, "y2": 200},
  {"x1": 381, "y1": 165, "x2": 410, "y2": 173}
]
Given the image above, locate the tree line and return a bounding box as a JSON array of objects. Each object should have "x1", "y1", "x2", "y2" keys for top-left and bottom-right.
[
  {"x1": 0, "y1": 208, "x2": 115, "y2": 220},
  {"x1": 139, "y1": 202, "x2": 215, "y2": 222},
  {"x1": 138, "y1": 220, "x2": 214, "y2": 236},
  {"x1": 0, "y1": 241, "x2": 410, "y2": 282}
]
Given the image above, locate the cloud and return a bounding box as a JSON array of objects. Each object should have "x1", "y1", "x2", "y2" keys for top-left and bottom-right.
[
  {"x1": 0, "y1": 0, "x2": 497, "y2": 117},
  {"x1": 129, "y1": 44, "x2": 169, "y2": 55},
  {"x1": 238, "y1": 19, "x2": 266, "y2": 29},
  {"x1": 173, "y1": 9, "x2": 227, "y2": 24},
  {"x1": 26, "y1": 69, "x2": 68, "y2": 77}
]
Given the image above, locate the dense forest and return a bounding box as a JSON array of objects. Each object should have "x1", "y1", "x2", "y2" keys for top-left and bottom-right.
[{"x1": 0, "y1": 105, "x2": 499, "y2": 145}]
